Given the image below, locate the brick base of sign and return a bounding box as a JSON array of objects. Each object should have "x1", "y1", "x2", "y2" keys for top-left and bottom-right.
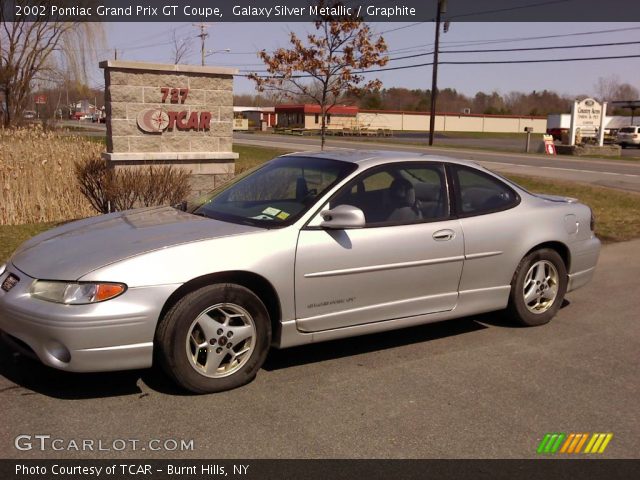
[
  {"x1": 555, "y1": 145, "x2": 621, "y2": 157},
  {"x1": 103, "y1": 153, "x2": 236, "y2": 199}
]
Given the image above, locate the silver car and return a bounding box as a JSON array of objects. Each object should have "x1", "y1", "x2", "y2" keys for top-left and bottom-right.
[{"x1": 0, "y1": 151, "x2": 600, "y2": 393}]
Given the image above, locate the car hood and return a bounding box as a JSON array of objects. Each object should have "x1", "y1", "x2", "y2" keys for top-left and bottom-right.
[{"x1": 10, "y1": 206, "x2": 261, "y2": 280}]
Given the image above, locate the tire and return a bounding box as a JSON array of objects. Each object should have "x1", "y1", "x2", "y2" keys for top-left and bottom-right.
[
  {"x1": 506, "y1": 248, "x2": 567, "y2": 327},
  {"x1": 155, "y1": 283, "x2": 271, "y2": 393}
]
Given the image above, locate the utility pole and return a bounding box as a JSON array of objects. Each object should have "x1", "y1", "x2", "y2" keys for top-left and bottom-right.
[
  {"x1": 429, "y1": 0, "x2": 447, "y2": 146},
  {"x1": 193, "y1": 23, "x2": 210, "y2": 66}
]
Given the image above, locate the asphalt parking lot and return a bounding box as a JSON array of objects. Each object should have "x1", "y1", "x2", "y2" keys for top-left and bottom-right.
[{"x1": 1, "y1": 239, "x2": 638, "y2": 459}]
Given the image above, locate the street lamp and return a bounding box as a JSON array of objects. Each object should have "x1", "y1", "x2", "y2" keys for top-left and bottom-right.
[
  {"x1": 429, "y1": 0, "x2": 448, "y2": 146},
  {"x1": 205, "y1": 49, "x2": 231, "y2": 57}
]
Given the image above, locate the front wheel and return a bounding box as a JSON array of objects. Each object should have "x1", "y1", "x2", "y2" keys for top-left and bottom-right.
[
  {"x1": 155, "y1": 284, "x2": 271, "y2": 393},
  {"x1": 506, "y1": 249, "x2": 567, "y2": 326}
]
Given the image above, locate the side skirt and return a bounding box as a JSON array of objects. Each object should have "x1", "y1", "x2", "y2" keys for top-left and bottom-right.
[{"x1": 274, "y1": 286, "x2": 510, "y2": 349}]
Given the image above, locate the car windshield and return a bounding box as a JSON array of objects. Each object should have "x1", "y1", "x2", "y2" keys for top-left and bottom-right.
[{"x1": 194, "y1": 156, "x2": 356, "y2": 228}]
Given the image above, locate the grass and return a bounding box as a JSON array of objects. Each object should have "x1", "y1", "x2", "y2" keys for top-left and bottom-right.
[
  {"x1": 233, "y1": 144, "x2": 291, "y2": 171},
  {"x1": 506, "y1": 175, "x2": 640, "y2": 243},
  {"x1": 0, "y1": 222, "x2": 55, "y2": 263}
]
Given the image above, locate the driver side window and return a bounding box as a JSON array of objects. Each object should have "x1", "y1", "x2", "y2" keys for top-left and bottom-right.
[{"x1": 330, "y1": 163, "x2": 449, "y2": 227}]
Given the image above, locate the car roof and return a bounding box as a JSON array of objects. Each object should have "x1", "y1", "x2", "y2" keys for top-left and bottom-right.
[{"x1": 281, "y1": 149, "x2": 480, "y2": 169}]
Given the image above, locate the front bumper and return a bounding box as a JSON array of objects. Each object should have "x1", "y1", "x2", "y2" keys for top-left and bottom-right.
[{"x1": 0, "y1": 263, "x2": 180, "y2": 372}]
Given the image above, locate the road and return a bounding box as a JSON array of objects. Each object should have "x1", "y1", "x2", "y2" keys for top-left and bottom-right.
[
  {"x1": 339, "y1": 131, "x2": 640, "y2": 160},
  {"x1": 1, "y1": 239, "x2": 638, "y2": 459},
  {"x1": 234, "y1": 133, "x2": 640, "y2": 193}
]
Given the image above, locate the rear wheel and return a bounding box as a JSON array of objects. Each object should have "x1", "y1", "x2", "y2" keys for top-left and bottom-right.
[
  {"x1": 155, "y1": 284, "x2": 271, "y2": 393},
  {"x1": 506, "y1": 249, "x2": 567, "y2": 326}
]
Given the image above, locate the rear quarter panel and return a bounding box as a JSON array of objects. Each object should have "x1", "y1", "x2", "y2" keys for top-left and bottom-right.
[{"x1": 458, "y1": 195, "x2": 594, "y2": 294}]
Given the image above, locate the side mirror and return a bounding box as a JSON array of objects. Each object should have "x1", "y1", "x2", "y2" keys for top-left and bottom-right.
[
  {"x1": 173, "y1": 201, "x2": 188, "y2": 212},
  {"x1": 320, "y1": 205, "x2": 365, "y2": 229}
]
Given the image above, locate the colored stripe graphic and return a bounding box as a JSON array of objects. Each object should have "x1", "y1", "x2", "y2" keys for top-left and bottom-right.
[
  {"x1": 584, "y1": 433, "x2": 614, "y2": 454},
  {"x1": 537, "y1": 433, "x2": 565, "y2": 454},
  {"x1": 550, "y1": 434, "x2": 565, "y2": 453},
  {"x1": 538, "y1": 433, "x2": 613, "y2": 454},
  {"x1": 537, "y1": 434, "x2": 553, "y2": 454}
]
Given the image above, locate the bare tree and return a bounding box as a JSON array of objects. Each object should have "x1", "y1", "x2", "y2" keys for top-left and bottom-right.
[
  {"x1": 170, "y1": 30, "x2": 192, "y2": 65},
  {"x1": 594, "y1": 75, "x2": 640, "y2": 103},
  {"x1": 249, "y1": 6, "x2": 388, "y2": 149},
  {"x1": 0, "y1": 2, "x2": 103, "y2": 127}
]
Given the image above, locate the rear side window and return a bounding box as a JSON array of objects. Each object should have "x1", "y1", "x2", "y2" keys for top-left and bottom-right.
[
  {"x1": 619, "y1": 127, "x2": 636, "y2": 133},
  {"x1": 330, "y1": 162, "x2": 449, "y2": 226},
  {"x1": 453, "y1": 165, "x2": 519, "y2": 216}
]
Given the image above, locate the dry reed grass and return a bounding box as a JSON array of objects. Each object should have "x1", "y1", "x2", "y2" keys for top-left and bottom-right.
[{"x1": 0, "y1": 127, "x2": 101, "y2": 225}]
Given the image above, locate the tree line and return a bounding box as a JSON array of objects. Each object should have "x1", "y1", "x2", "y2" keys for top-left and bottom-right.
[{"x1": 235, "y1": 75, "x2": 639, "y2": 117}]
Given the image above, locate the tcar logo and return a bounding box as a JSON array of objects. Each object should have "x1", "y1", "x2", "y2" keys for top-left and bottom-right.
[
  {"x1": 136, "y1": 109, "x2": 170, "y2": 133},
  {"x1": 136, "y1": 109, "x2": 212, "y2": 133}
]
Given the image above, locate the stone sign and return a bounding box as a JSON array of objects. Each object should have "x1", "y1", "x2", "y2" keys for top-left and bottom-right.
[{"x1": 99, "y1": 60, "x2": 239, "y2": 197}]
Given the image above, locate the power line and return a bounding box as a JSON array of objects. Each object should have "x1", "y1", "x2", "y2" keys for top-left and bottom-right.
[
  {"x1": 240, "y1": 53, "x2": 640, "y2": 77},
  {"x1": 447, "y1": 0, "x2": 571, "y2": 20},
  {"x1": 439, "y1": 54, "x2": 640, "y2": 65},
  {"x1": 441, "y1": 40, "x2": 640, "y2": 54},
  {"x1": 382, "y1": 26, "x2": 640, "y2": 55},
  {"x1": 112, "y1": 24, "x2": 190, "y2": 51},
  {"x1": 238, "y1": 41, "x2": 640, "y2": 71},
  {"x1": 387, "y1": 39, "x2": 640, "y2": 63}
]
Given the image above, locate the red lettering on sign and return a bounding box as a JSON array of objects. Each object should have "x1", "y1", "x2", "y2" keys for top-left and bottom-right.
[
  {"x1": 199, "y1": 112, "x2": 212, "y2": 130},
  {"x1": 160, "y1": 87, "x2": 189, "y2": 104},
  {"x1": 167, "y1": 111, "x2": 178, "y2": 129},
  {"x1": 163, "y1": 109, "x2": 212, "y2": 131},
  {"x1": 186, "y1": 112, "x2": 199, "y2": 130},
  {"x1": 176, "y1": 111, "x2": 188, "y2": 130}
]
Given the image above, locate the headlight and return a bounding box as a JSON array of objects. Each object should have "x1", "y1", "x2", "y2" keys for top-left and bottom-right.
[
  {"x1": 30, "y1": 281, "x2": 126, "y2": 304},
  {"x1": 0, "y1": 264, "x2": 6, "y2": 276}
]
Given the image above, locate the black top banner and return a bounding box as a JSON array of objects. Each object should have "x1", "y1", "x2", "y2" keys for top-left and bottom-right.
[{"x1": 2, "y1": 0, "x2": 640, "y2": 22}]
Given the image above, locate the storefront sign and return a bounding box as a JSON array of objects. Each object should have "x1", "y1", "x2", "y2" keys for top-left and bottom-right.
[{"x1": 136, "y1": 87, "x2": 211, "y2": 133}]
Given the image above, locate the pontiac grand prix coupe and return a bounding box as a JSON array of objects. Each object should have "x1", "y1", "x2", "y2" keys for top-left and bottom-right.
[{"x1": 0, "y1": 151, "x2": 600, "y2": 393}]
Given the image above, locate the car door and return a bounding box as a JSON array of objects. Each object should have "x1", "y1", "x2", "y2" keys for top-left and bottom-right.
[
  {"x1": 294, "y1": 162, "x2": 464, "y2": 333},
  {"x1": 450, "y1": 164, "x2": 523, "y2": 296}
]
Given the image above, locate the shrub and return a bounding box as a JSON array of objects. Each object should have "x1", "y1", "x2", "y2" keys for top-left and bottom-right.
[{"x1": 74, "y1": 157, "x2": 191, "y2": 214}]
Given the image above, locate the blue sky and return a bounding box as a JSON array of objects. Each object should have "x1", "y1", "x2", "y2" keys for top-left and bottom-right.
[{"x1": 95, "y1": 22, "x2": 640, "y2": 98}]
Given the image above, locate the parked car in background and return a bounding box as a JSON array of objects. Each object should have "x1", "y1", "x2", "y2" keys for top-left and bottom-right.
[
  {"x1": 91, "y1": 108, "x2": 106, "y2": 123},
  {"x1": 617, "y1": 126, "x2": 640, "y2": 148},
  {"x1": 0, "y1": 151, "x2": 601, "y2": 393},
  {"x1": 23, "y1": 110, "x2": 36, "y2": 120}
]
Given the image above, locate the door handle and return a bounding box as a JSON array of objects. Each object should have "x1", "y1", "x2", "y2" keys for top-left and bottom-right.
[{"x1": 433, "y1": 229, "x2": 455, "y2": 241}]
